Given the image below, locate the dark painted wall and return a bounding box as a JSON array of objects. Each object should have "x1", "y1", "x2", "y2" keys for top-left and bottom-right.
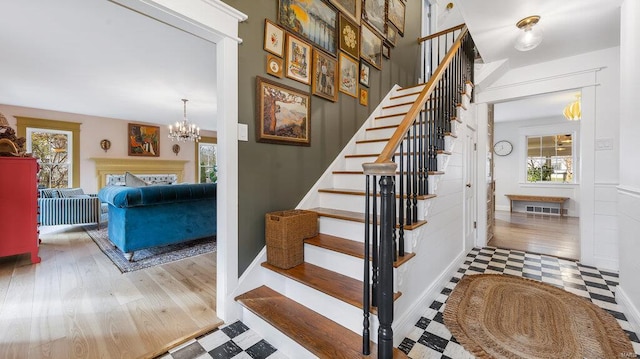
[{"x1": 221, "y1": 0, "x2": 423, "y2": 275}]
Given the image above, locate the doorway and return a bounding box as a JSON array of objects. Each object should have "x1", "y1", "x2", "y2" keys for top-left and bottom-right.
[{"x1": 486, "y1": 90, "x2": 581, "y2": 260}]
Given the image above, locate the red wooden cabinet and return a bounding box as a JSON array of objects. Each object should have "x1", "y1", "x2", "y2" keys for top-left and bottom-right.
[{"x1": 0, "y1": 157, "x2": 41, "y2": 263}]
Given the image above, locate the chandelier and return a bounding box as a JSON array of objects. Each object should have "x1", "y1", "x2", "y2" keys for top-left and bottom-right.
[
  {"x1": 563, "y1": 94, "x2": 581, "y2": 121},
  {"x1": 168, "y1": 99, "x2": 201, "y2": 142}
]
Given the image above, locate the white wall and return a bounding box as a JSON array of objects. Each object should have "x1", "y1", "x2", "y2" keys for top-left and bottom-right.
[
  {"x1": 617, "y1": 0, "x2": 640, "y2": 332},
  {"x1": 475, "y1": 46, "x2": 621, "y2": 270},
  {"x1": 493, "y1": 117, "x2": 580, "y2": 217},
  {"x1": 0, "y1": 104, "x2": 215, "y2": 191}
]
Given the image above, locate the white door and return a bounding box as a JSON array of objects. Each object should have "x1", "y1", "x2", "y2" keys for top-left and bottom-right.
[{"x1": 464, "y1": 126, "x2": 477, "y2": 249}]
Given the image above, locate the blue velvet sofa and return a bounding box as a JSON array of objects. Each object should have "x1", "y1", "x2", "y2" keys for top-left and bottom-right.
[{"x1": 98, "y1": 183, "x2": 216, "y2": 261}]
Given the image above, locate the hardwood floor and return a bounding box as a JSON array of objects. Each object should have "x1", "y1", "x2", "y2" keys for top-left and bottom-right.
[
  {"x1": 488, "y1": 210, "x2": 580, "y2": 260},
  {"x1": 0, "y1": 225, "x2": 221, "y2": 359}
]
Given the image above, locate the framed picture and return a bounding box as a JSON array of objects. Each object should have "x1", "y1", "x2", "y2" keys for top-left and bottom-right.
[
  {"x1": 359, "y1": 60, "x2": 370, "y2": 87},
  {"x1": 339, "y1": 13, "x2": 359, "y2": 60},
  {"x1": 382, "y1": 43, "x2": 390, "y2": 59},
  {"x1": 338, "y1": 52, "x2": 358, "y2": 98},
  {"x1": 386, "y1": 22, "x2": 398, "y2": 47},
  {"x1": 266, "y1": 54, "x2": 284, "y2": 78},
  {"x1": 362, "y1": 0, "x2": 386, "y2": 36},
  {"x1": 387, "y1": 0, "x2": 406, "y2": 36},
  {"x1": 128, "y1": 123, "x2": 159, "y2": 157},
  {"x1": 360, "y1": 88, "x2": 369, "y2": 106},
  {"x1": 256, "y1": 76, "x2": 311, "y2": 146},
  {"x1": 285, "y1": 34, "x2": 312, "y2": 85},
  {"x1": 330, "y1": 0, "x2": 361, "y2": 25},
  {"x1": 278, "y1": 0, "x2": 338, "y2": 56},
  {"x1": 360, "y1": 22, "x2": 383, "y2": 70},
  {"x1": 312, "y1": 49, "x2": 339, "y2": 102},
  {"x1": 264, "y1": 19, "x2": 285, "y2": 57}
]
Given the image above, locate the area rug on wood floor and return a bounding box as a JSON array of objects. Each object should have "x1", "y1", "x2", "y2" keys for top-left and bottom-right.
[
  {"x1": 444, "y1": 273, "x2": 634, "y2": 359},
  {"x1": 83, "y1": 224, "x2": 216, "y2": 273}
]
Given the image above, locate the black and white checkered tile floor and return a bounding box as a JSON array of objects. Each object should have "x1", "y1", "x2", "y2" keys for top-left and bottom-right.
[{"x1": 157, "y1": 247, "x2": 640, "y2": 359}]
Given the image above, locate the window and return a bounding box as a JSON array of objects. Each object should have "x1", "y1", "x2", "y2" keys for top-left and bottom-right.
[
  {"x1": 526, "y1": 134, "x2": 573, "y2": 183},
  {"x1": 27, "y1": 129, "x2": 72, "y2": 188},
  {"x1": 16, "y1": 117, "x2": 80, "y2": 188},
  {"x1": 196, "y1": 137, "x2": 217, "y2": 184}
]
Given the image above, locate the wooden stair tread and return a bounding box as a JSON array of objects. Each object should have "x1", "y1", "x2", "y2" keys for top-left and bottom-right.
[
  {"x1": 261, "y1": 262, "x2": 401, "y2": 311},
  {"x1": 235, "y1": 286, "x2": 408, "y2": 359},
  {"x1": 306, "y1": 233, "x2": 416, "y2": 268},
  {"x1": 319, "y1": 187, "x2": 437, "y2": 200},
  {"x1": 309, "y1": 207, "x2": 428, "y2": 230}
]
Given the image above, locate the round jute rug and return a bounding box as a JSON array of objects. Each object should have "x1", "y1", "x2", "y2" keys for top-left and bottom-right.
[{"x1": 443, "y1": 274, "x2": 634, "y2": 359}]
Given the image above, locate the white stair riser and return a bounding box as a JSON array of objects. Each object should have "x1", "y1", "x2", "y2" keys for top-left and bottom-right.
[
  {"x1": 262, "y1": 269, "x2": 378, "y2": 339},
  {"x1": 318, "y1": 192, "x2": 427, "y2": 221},
  {"x1": 380, "y1": 103, "x2": 413, "y2": 116},
  {"x1": 345, "y1": 154, "x2": 435, "y2": 171},
  {"x1": 373, "y1": 115, "x2": 404, "y2": 128},
  {"x1": 333, "y1": 173, "x2": 438, "y2": 194},
  {"x1": 317, "y1": 217, "x2": 419, "y2": 254},
  {"x1": 393, "y1": 86, "x2": 425, "y2": 97},
  {"x1": 365, "y1": 127, "x2": 399, "y2": 140},
  {"x1": 305, "y1": 244, "x2": 401, "y2": 293},
  {"x1": 388, "y1": 93, "x2": 420, "y2": 106},
  {"x1": 355, "y1": 138, "x2": 425, "y2": 154}
]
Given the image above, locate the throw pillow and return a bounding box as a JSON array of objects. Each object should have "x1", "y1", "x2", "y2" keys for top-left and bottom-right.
[
  {"x1": 59, "y1": 188, "x2": 86, "y2": 198},
  {"x1": 125, "y1": 172, "x2": 148, "y2": 187}
]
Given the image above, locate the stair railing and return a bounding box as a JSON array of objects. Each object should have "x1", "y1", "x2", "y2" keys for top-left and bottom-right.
[{"x1": 361, "y1": 25, "x2": 473, "y2": 358}]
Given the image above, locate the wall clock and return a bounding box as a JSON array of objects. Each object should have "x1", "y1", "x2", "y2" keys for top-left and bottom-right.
[{"x1": 494, "y1": 140, "x2": 513, "y2": 156}]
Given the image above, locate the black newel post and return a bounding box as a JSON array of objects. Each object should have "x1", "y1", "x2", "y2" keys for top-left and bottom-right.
[{"x1": 377, "y1": 174, "x2": 395, "y2": 359}]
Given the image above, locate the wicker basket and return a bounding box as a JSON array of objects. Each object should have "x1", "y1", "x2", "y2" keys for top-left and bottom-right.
[{"x1": 265, "y1": 210, "x2": 318, "y2": 269}]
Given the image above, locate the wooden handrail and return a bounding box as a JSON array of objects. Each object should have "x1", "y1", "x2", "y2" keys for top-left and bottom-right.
[
  {"x1": 364, "y1": 26, "x2": 468, "y2": 176},
  {"x1": 417, "y1": 23, "x2": 465, "y2": 43}
]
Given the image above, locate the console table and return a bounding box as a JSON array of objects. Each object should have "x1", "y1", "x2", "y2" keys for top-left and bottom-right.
[{"x1": 505, "y1": 194, "x2": 570, "y2": 217}]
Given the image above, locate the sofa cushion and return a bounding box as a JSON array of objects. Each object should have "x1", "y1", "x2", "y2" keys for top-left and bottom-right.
[
  {"x1": 99, "y1": 183, "x2": 217, "y2": 208},
  {"x1": 125, "y1": 172, "x2": 148, "y2": 187},
  {"x1": 59, "y1": 188, "x2": 85, "y2": 198}
]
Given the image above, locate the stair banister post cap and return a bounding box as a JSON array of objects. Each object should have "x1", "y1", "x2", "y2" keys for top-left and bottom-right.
[{"x1": 363, "y1": 161, "x2": 397, "y2": 176}]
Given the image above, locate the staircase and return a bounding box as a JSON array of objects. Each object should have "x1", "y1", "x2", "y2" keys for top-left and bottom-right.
[{"x1": 235, "y1": 26, "x2": 475, "y2": 358}]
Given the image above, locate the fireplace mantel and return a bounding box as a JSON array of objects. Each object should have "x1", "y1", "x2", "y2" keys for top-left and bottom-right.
[{"x1": 91, "y1": 158, "x2": 188, "y2": 188}]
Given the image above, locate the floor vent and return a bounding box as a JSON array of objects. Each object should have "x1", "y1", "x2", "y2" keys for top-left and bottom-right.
[{"x1": 525, "y1": 205, "x2": 565, "y2": 216}]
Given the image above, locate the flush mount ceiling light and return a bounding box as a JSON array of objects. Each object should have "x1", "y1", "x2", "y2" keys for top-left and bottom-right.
[{"x1": 515, "y1": 15, "x2": 542, "y2": 52}]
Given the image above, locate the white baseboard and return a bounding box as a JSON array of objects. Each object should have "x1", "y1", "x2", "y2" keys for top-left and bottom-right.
[
  {"x1": 616, "y1": 286, "x2": 640, "y2": 335},
  {"x1": 392, "y1": 249, "x2": 468, "y2": 346}
]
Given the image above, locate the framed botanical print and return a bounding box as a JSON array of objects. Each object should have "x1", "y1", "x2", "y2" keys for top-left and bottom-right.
[
  {"x1": 256, "y1": 76, "x2": 311, "y2": 146},
  {"x1": 382, "y1": 43, "x2": 390, "y2": 59},
  {"x1": 278, "y1": 0, "x2": 338, "y2": 56},
  {"x1": 339, "y1": 13, "x2": 359, "y2": 60},
  {"x1": 362, "y1": 0, "x2": 386, "y2": 36},
  {"x1": 312, "y1": 49, "x2": 339, "y2": 102},
  {"x1": 266, "y1": 54, "x2": 284, "y2": 78},
  {"x1": 387, "y1": 0, "x2": 406, "y2": 36},
  {"x1": 330, "y1": 0, "x2": 361, "y2": 25},
  {"x1": 128, "y1": 124, "x2": 159, "y2": 157},
  {"x1": 264, "y1": 19, "x2": 285, "y2": 57},
  {"x1": 359, "y1": 88, "x2": 369, "y2": 106},
  {"x1": 285, "y1": 34, "x2": 312, "y2": 85},
  {"x1": 359, "y1": 60, "x2": 370, "y2": 87},
  {"x1": 360, "y1": 22, "x2": 383, "y2": 70},
  {"x1": 386, "y1": 22, "x2": 398, "y2": 47},
  {"x1": 338, "y1": 52, "x2": 358, "y2": 98}
]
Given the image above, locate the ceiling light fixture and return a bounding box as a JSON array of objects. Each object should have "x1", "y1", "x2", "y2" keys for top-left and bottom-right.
[
  {"x1": 514, "y1": 15, "x2": 542, "y2": 52},
  {"x1": 563, "y1": 94, "x2": 581, "y2": 121},
  {"x1": 168, "y1": 99, "x2": 200, "y2": 142}
]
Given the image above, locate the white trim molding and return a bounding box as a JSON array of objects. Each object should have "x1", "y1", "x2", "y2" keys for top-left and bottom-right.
[{"x1": 618, "y1": 185, "x2": 640, "y2": 198}]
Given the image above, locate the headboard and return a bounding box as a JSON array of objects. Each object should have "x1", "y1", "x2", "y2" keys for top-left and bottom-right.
[{"x1": 105, "y1": 174, "x2": 178, "y2": 186}]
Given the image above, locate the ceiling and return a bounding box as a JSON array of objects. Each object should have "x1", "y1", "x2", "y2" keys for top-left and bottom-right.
[
  {"x1": 437, "y1": 0, "x2": 622, "y2": 122},
  {"x1": 0, "y1": 0, "x2": 623, "y2": 128},
  {"x1": 0, "y1": 0, "x2": 217, "y2": 130}
]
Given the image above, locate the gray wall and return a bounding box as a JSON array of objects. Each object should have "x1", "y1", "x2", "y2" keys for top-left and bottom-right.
[{"x1": 222, "y1": 0, "x2": 423, "y2": 275}]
